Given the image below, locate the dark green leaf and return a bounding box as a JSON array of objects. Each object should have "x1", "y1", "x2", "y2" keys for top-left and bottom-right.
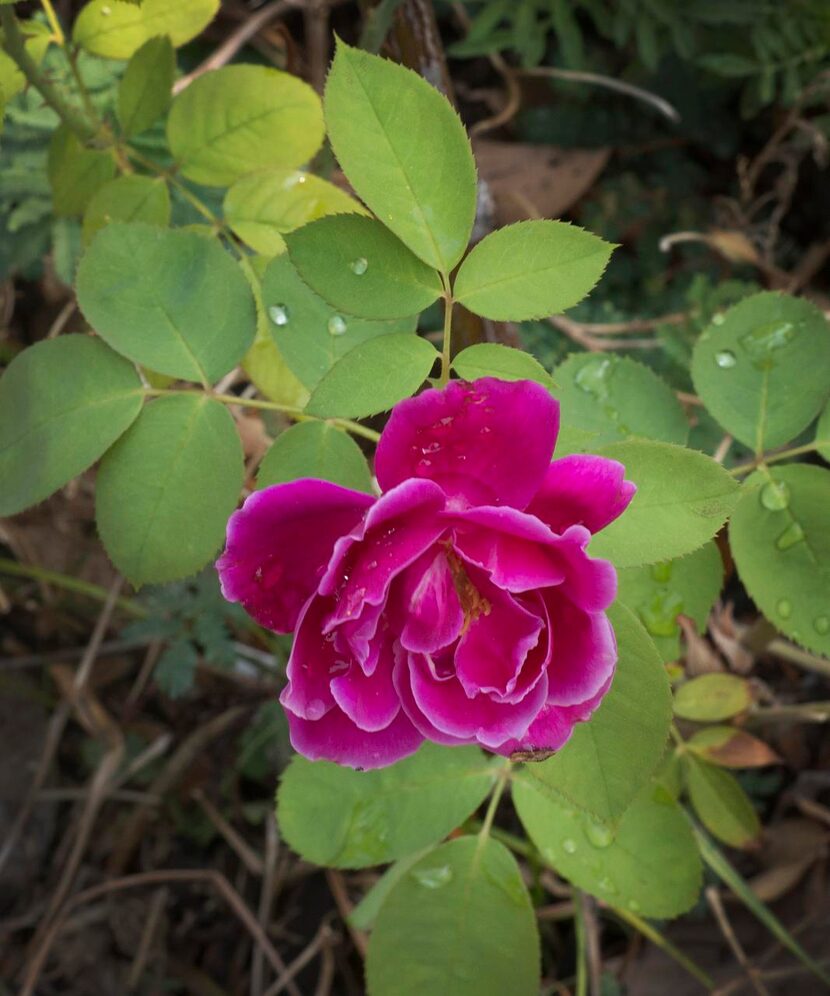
[
  {"x1": 82, "y1": 175, "x2": 170, "y2": 245},
  {"x1": 48, "y1": 125, "x2": 116, "y2": 217},
  {"x1": 117, "y1": 35, "x2": 174, "y2": 137}
]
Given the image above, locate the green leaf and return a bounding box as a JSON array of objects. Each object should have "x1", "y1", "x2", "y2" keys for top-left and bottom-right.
[
  {"x1": 513, "y1": 777, "x2": 701, "y2": 917},
  {"x1": 47, "y1": 125, "x2": 116, "y2": 218},
  {"x1": 816, "y1": 399, "x2": 830, "y2": 462},
  {"x1": 730, "y1": 465, "x2": 830, "y2": 657},
  {"x1": 683, "y1": 755, "x2": 760, "y2": 848},
  {"x1": 306, "y1": 333, "x2": 438, "y2": 418},
  {"x1": 0, "y1": 335, "x2": 143, "y2": 516},
  {"x1": 257, "y1": 421, "x2": 373, "y2": 493},
  {"x1": 276, "y1": 743, "x2": 496, "y2": 868},
  {"x1": 552, "y1": 353, "x2": 689, "y2": 447},
  {"x1": 350, "y1": 849, "x2": 433, "y2": 931},
  {"x1": 590, "y1": 440, "x2": 740, "y2": 568},
  {"x1": 691, "y1": 292, "x2": 830, "y2": 451},
  {"x1": 366, "y1": 836, "x2": 540, "y2": 996},
  {"x1": 167, "y1": 65, "x2": 324, "y2": 187},
  {"x1": 76, "y1": 223, "x2": 256, "y2": 384},
  {"x1": 81, "y1": 175, "x2": 170, "y2": 245},
  {"x1": 285, "y1": 214, "x2": 442, "y2": 319},
  {"x1": 324, "y1": 40, "x2": 476, "y2": 272},
  {"x1": 117, "y1": 35, "x2": 174, "y2": 137},
  {"x1": 451, "y1": 343, "x2": 556, "y2": 391},
  {"x1": 616, "y1": 542, "x2": 723, "y2": 662},
  {"x1": 224, "y1": 169, "x2": 365, "y2": 257},
  {"x1": 73, "y1": 0, "x2": 219, "y2": 59},
  {"x1": 261, "y1": 254, "x2": 417, "y2": 391},
  {"x1": 453, "y1": 221, "x2": 614, "y2": 321},
  {"x1": 95, "y1": 394, "x2": 243, "y2": 585},
  {"x1": 673, "y1": 673, "x2": 752, "y2": 722},
  {"x1": 524, "y1": 603, "x2": 671, "y2": 827}
]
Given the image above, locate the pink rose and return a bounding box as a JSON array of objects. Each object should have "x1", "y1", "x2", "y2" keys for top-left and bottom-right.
[{"x1": 217, "y1": 378, "x2": 635, "y2": 769}]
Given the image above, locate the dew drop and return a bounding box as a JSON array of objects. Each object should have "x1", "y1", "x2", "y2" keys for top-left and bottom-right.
[
  {"x1": 639, "y1": 590, "x2": 684, "y2": 638},
  {"x1": 715, "y1": 349, "x2": 736, "y2": 369},
  {"x1": 651, "y1": 561, "x2": 673, "y2": 583},
  {"x1": 711, "y1": 313, "x2": 725, "y2": 326},
  {"x1": 562, "y1": 838, "x2": 577, "y2": 855},
  {"x1": 814, "y1": 616, "x2": 830, "y2": 635},
  {"x1": 628, "y1": 899, "x2": 641, "y2": 912},
  {"x1": 101, "y1": 3, "x2": 112, "y2": 13},
  {"x1": 421, "y1": 441, "x2": 442, "y2": 454},
  {"x1": 597, "y1": 876, "x2": 617, "y2": 895},
  {"x1": 760, "y1": 481, "x2": 790, "y2": 511},
  {"x1": 305, "y1": 698, "x2": 326, "y2": 720},
  {"x1": 776, "y1": 522, "x2": 805, "y2": 551},
  {"x1": 585, "y1": 821, "x2": 613, "y2": 849},
  {"x1": 328, "y1": 660, "x2": 350, "y2": 676},
  {"x1": 574, "y1": 356, "x2": 613, "y2": 398},
  {"x1": 739, "y1": 321, "x2": 796, "y2": 370},
  {"x1": 269, "y1": 304, "x2": 289, "y2": 326},
  {"x1": 412, "y1": 866, "x2": 453, "y2": 889},
  {"x1": 328, "y1": 314, "x2": 348, "y2": 336},
  {"x1": 776, "y1": 598, "x2": 792, "y2": 619},
  {"x1": 350, "y1": 256, "x2": 368, "y2": 275}
]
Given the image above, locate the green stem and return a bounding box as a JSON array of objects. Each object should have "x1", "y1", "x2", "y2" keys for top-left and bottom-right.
[
  {"x1": 0, "y1": 558, "x2": 145, "y2": 617},
  {"x1": 477, "y1": 761, "x2": 511, "y2": 842},
  {"x1": 728, "y1": 439, "x2": 829, "y2": 477},
  {"x1": 0, "y1": 8, "x2": 99, "y2": 142},
  {"x1": 143, "y1": 388, "x2": 381, "y2": 444},
  {"x1": 609, "y1": 904, "x2": 713, "y2": 989},
  {"x1": 438, "y1": 278, "x2": 454, "y2": 387},
  {"x1": 39, "y1": 0, "x2": 64, "y2": 45},
  {"x1": 573, "y1": 889, "x2": 588, "y2": 996}
]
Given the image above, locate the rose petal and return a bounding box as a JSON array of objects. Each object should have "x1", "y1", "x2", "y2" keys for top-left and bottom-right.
[
  {"x1": 405, "y1": 651, "x2": 549, "y2": 749},
  {"x1": 330, "y1": 629, "x2": 401, "y2": 732},
  {"x1": 279, "y1": 595, "x2": 341, "y2": 721},
  {"x1": 544, "y1": 589, "x2": 616, "y2": 705},
  {"x1": 454, "y1": 581, "x2": 545, "y2": 700},
  {"x1": 217, "y1": 479, "x2": 372, "y2": 633},
  {"x1": 526, "y1": 454, "x2": 636, "y2": 535},
  {"x1": 375, "y1": 378, "x2": 559, "y2": 509},
  {"x1": 493, "y1": 676, "x2": 613, "y2": 756},
  {"x1": 396, "y1": 549, "x2": 464, "y2": 654},
  {"x1": 320, "y1": 478, "x2": 447, "y2": 625},
  {"x1": 286, "y1": 707, "x2": 423, "y2": 770}
]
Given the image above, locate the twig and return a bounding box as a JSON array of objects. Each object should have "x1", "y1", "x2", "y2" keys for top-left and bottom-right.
[
  {"x1": 706, "y1": 886, "x2": 772, "y2": 996},
  {"x1": 19, "y1": 869, "x2": 296, "y2": 996},
  {"x1": 173, "y1": 1, "x2": 301, "y2": 94},
  {"x1": 262, "y1": 922, "x2": 335, "y2": 996},
  {"x1": 713, "y1": 434, "x2": 734, "y2": 465},
  {"x1": 252, "y1": 813, "x2": 281, "y2": 996},
  {"x1": 193, "y1": 788, "x2": 265, "y2": 877},
  {"x1": 127, "y1": 887, "x2": 167, "y2": 990},
  {"x1": 548, "y1": 314, "x2": 657, "y2": 351},
  {"x1": 46, "y1": 298, "x2": 76, "y2": 339},
  {"x1": 325, "y1": 868, "x2": 368, "y2": 958}
]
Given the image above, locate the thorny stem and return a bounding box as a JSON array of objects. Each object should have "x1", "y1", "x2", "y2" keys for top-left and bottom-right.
[
  {"x1": 143, "y1": 388, "x2": 381, "y2": 443},
  {"x1": 0, "y1": 8, "x2": 99, "y2": 142}
]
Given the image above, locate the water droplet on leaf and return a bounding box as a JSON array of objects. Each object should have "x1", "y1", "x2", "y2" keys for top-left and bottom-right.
[
  {"x1": 776, "y1": 522, "x2": 805, "y2": 551},
  {"x1": 760, "y1": 481, "x2": 790, "y2": 511},
  {"x1": 651, "y1": 562, "x2": 673, "y2": 583},
  {"x1": 328, "y1": 314, "x2": 347, "y2": 336},
  {"x1": 412, "y1": 866, "x2": 453, "y2": 889},
  {"x1": 269, "y1": 304, "x2": 289, "y2": 326},
  {"x1": 574, "y1": 357, "x2": 613, "y2": 398},
  {"x1": 715, "y1": 350, "x2": 736, "y2": 369},
  {"x1": 350, "y1": 256, "x2": 368, "y2": 275},
  {"x1": 597, "y1": 876, "x2": 617, "y2": 894},
  {"x1": 739, "y1": 321, "x2": 796, "y2": 370},
  {"x1": 712, "y1": 313, "x2": 725, "y2": 326},
  {"x1": 776, "y1": 598, "x2": 792, "y2": 619},
  {"x1": 585, "y1": 821, "x2": 613, "y2": 849},
  {"x1": 628, "y1": 899, "x2": 641, "y2": 912},
  {"x1": 640, "y1": 590, "x2": 684, "y2": 638},
  {"x1": 562, "y1": 839, "x2": 577, "y2": 855},
  {"x1": 813, "y1": 616, "x2": 830, "y2": 635}
]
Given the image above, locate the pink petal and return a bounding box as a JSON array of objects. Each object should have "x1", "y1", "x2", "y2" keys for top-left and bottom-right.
[
  {"x1": 330, "y1": 628, "x2": 401, "y2": 732},
  {"x1": 375, "y1": 378, "x2": 559, "y2": 509},
  {"x1": 279, "y1": 595, "x2": 340, "y2": 721},
  {"x1": 454, "y1": 581, "x2": 546, "y2": 700},
  {"x1": 404, "y1": 651, "x2": 549, "y2": 749},
  {"x1": 526, "y1": 454, "x2": 636, "y2": 535},
  {"x1": 286, "y1": 707, "x2": 424, "y2": 770},
  {"x1": 320, "y1": 479, "x2": 447, "y2": 625},
  {"x1": 396, "y1": 549, "x2": 464, "y2": 654},
  {"x1": 544, "y1": 589, "x2": 616, "y2": 705},
  {"x1": 217, "y1": 479, "x2": 372, "y2": 633},
  {"x1": 554, "y1": 525, "x2": 617, "y2": 612}
]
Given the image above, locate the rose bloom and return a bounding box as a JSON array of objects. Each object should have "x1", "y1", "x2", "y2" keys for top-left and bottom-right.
[{"x1": 217, "y1": 378, "x2": 635, "y2": 769}]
